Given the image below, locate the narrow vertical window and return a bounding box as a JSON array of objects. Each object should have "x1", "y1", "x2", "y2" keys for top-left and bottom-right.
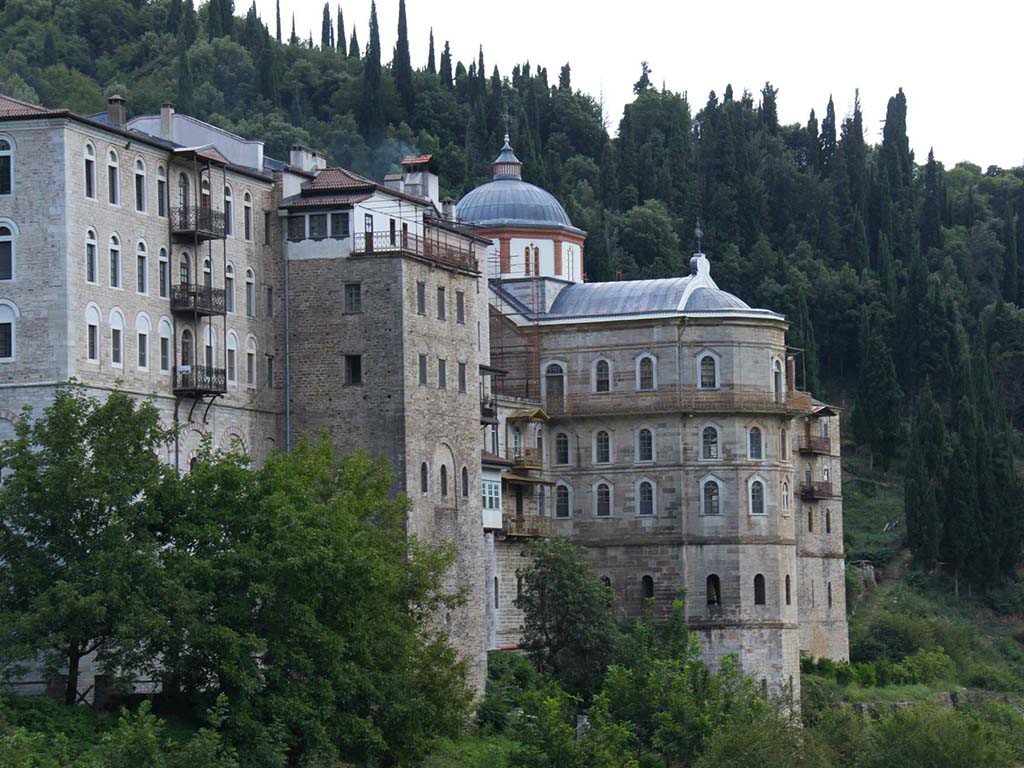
[
  {"x1": 545, "y1": 363, "x2": 565, "y2": 399},
  {"x1": 110, "y1": 311, "x2": 124, "y2": 366},
  {"x1": 458, "y1": 362, "x2": 467, "y2": 393},
  {"x1": 595, "y1": 430, "x2": 610, "y2": 463},
  {"x1": 707, "y1": 574, "x2": 721, "y2": 606},
  {"x1": 223, "y1": 185, "x2": 233, "y2": 236},
  {"x1": 750, "y1": 480, "x2": 764, "y2": 515},
  {"x1": 246, "y1": 269, "x2": 255, "y2": 317},
  {"x1": 699, "y1": 354, "x2": 718, "y2": 388},
  {"x1": 108, "y1": 235, "x2": 121, "y2": 288},
  {"x1": 437, "y1": 286, "x2": 446, "y2": 320},
  {"x1": 703, "y1": 480, "x2": 720, "y2": 515},
  {"x1": 456, "y1": 290, "x2": 465, "y2": 324},
  {"x1": 642, "y1": 575, "x2": 654, "y2": 601},
  {"x1": 0, "y1": 225, "x2": 13, "y2": 281},
  {"x1": 638, "y1": 481, "x2": 654, "y2": 516},
  {"x1": 420, "y1": 462, "x2": 428, "y2": 493},
  {"x1": 555, "y1": 433, "x2": 569, "y2": 465},
  {"x1": 85, "y1": 229, "x2": 97, "y2": 284},
  {"x1": 826, "y1": 509, "x2": 832, "y2": 534},
  {"x1": 556, "y1": 485, "x2": 570, "y2": 518},
  {"x1": 418, "y1": 353, "x2": 427, "y2": 385},
  {"x1": 226, "y1": 334, "x2": 237, "y2": 383},
  {"x1": 437, "y1": 358, "x2": 446, "y2": 389},
  {"x1": 84, "y1": 143, "x2": 96, "y2": 199},
  {"x1": 702, "y1": 426, "x2": 718, "y2": 459},
  {"x1": 107, "y1": 149, "x2": 119, "y2": 205},
  {"x1": 0, "y1": 303, "x2": 16, "y2": 359},
  {"x1": 638, "y1": 356, "x2": 655, "y2": 390},
  {"x1": 749, "y1": 427, "x2": 763, "y2": 459},
  {"x1": 344, "y1": 283, "x2": 362, "y2": 313},
  {"x1": 596, "y1": 483, "x2": 611, "y2": 517},
  {"x1": 158, "y1": 248, "x2": 168, "y2": 297},
  {"x1": 440, "y1": 465, "x2": 448, "y2": 497},
  {"x1": 754, "y1": 574, "x2": 766, "y2": 605},
  {"x1": 156, "y1": 166, "x2": 167, "y2": 217},
  {"x1": 416, "y1": 281, "x2": 426, "y2": 314},
  {"x1": 461, "y1": 466, "x2": 469, "y2": 497},
  {"x1": 245, "y1": 338, "x2": 256, "y2": 387},
  {"x1": 345, "y1": 354, "x2": 363, "y2": 385},
  {"x1": 86, "y1": 306, "x2": 100, "y2": 362},
  {"x1": 0, "y1": 138, "x2": 12, "y2": 195},
  {"x1": 785, "y1": 574, "x2": 792, "y2": 605},
  {"x1": 781, "y1": 428, "x2": 788, "y2": 460},
  {"x1": 135, "y1": 242, "x2": 147, "y2": 294},
  {"x1": 225, "y1": 264, "x2": 235, "y2": 313},
  {"x1": 595, "y1": 359, "x2": 610, "y2": 392},
  {"x1": 134, "y1": 158, "x2": 146, "y2": 212},
  {"x1": 159, "y1": 320, "x2": 171, "y2": 373},
  {"x1": 243, "y1": 192, "x2": 253, "y2": 240},
  {"x1": 637, "y1": 428, "x2": 653, "y2": 462}
]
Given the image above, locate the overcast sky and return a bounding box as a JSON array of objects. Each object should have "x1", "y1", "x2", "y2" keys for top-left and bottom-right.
[{"x1": 259, "y1": 0, "x2": 1023, "y2": 169}]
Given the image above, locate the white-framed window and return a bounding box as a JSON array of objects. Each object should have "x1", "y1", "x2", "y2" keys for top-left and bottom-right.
[
  {"x1": 555, "y1": 482, "x2": 572, "y2": 518},
  {"x1": 0, "y1": 136, "x2": 13, "y2": 196},
  {"x1": 636, "y1": 353, "x2": 656, "y2": 391},
  {"x1": 226, "y1": 331, "x2": 238, "y2": 384},
  {"x1": 636, "y1": 478, "x2": 655, "y2": 516},
  {"x1": 594, "y1": 429, "x2": 611, "y2": 464},
  {"x1": 135, "y1": 312, "x2": 150, "y2": 370},
  {"x1": 701, "y1": 477, "x2": 722, "y2": 516},
  {"x1": 177, "y1": 171, "x2": 190, "y2": 209},
  {"x1": 749, "y1": 477, "x2": 766, "y2": 515},
  {"x1": 773, "y1": 358, "x2": 784, "y2": 400},
  {"x1": 158, "y1": 318, "x2": 172, "y2": 373},
  {"x1": 135, "y1": 240, "x2": 148, "y2": 295},
  {"x1": 594, "y1": 480, "x2": 612, "y2": 517},
  {"x1": 701, "y1": 425, "x2": 719, "y2": 460},
  {"x1": 108, "y1": 234, "x2": 121, "y2": 288},
  {"x1": 225, "y1": 263, "x2": 235, "y2": 313},
  {"x1": 748, "y1": 426, "x2": 763, "y2": 460},
  {"x1": 202, "y1": 325, "x2": 215, "y2": 369},
  {"x1": 245, "y1": 268, "x2": 255, "y2": 317},
  {"x1": 483, "y1": 479, "x2": 501, "y2": 510},
  {"x1": 781, "y1": 481, "x2": 790, "y2": 515},
  {"x1": 202, "y1": 257, "x2": 212, "y2": 289},
  {"x1": 223, "y1": 184, "x2": 233, "y2": 237},
  {"x1": 243, "y1": 191, "x2": 253, "y2": 240},
  {"x1": 592, "y1": 357, "x2": 611, "y2": 393},
  {"x1": 0, "y1": 221, "x2": 14, "y2": 281},
  {"x1": 698, "y1": 352, "x2": 719, "y2": 389},
  {"x1": 245, "y1": 335, "x2": 257, "y2": 388},
  {"x1": 158, "y1": 248, "x2": 169, "y2": 297},
  {"x1": 84, "y1": 142, "x2": 97, "y2": 199},
  {"x1": 106, "y1": 148, "x2": 120, "y2": 206},
  {"x1": 180, "y1": 328, "x2": 194, "y2": 367},
  {"x1": 823, "y1": 464, "x2": 831, "y2": 483},
  {"x1": 109, "y1": 308, "x2": 125, "y2": 367},
  {"x1": 85, "y1": 228, "x2": 98, "y2": 284},
  {"x1": 134, "y1": 157, "x2": 146, "y2": 212},
  {"x1": 85, "y1": 303, "x2": 101, "y2": 362},
  {"x1": 156, "y1": 165, "x2": 167, "y2": 217},
  {"x1": 636, "y1": 427, "x2": 654, "y2": 463},
  {"x1": 200, "y1": 177, "x2": 210, "y2": 209},
  {"x1": 555, "y1": 432, "x2": 570, "y2": 465},
  {"x1": 0, "y1": 300, "x2": 18, "y2": 360}
]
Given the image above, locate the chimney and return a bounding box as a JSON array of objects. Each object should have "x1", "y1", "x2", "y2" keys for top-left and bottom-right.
[
  {"x1": 441, "y1": 196, "x2": 456, "y2": 222},
  {"x1": 289, "y1": 144, "x2": 327, "y2": 173},
  {"x1": 160, "y1": 101, "x2": 175, "y2": 142},
  {"x1": 786, "y1": 356, "x2": 797, "y2": 392},
  {"x1": 106, "y1": 94, "x2": 126, "y2": 128}
]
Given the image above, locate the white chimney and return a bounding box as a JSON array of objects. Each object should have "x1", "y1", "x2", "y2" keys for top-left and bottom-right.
[
  {"x1": 289, "y1": 144, "x2": 327, "y2": 173},
  {"x1": 160, "y1": 101, "x2": 175, "y2": 142}
]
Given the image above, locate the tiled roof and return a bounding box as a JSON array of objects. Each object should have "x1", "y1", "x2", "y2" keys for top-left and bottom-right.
[
  {"x1": 280, "y1": 192, "x2": 373, "y2": 209},
  {"x1": 481, "y1": 450, "x2": 514, "y2": 466},
  {"x1": 302, "y1": 167, "x2": 376, "y2": 192},
  {"x1": 402, "y1": 153, "x2": 433, "y2": 165},
  {"x1": 0, "y1": 94, "x2": 64, "y2": 118}
]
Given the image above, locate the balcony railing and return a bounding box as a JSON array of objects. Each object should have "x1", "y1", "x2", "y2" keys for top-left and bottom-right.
[
  {"x1": 480, "y1": 397, "x2": 498, "y2": 422},
  {"x1": 170, "y1": 206, "x2": 226, "y2": 240},
  {"x1": 798, "y1": 435, "x2": 832, "y2": 454},
  {"x1": 171, "y1": 283, "x2": 227, "y2": 315},
  {"x1": 509, "y1": 447, "x2": 543, "y2": 469},
  {"x1": 351, "y1": 231, "x2": 479, "y2": 272},
  {"x1": 173, "y1": 365, "x2": 227, "y2": 396},
  {"x1": 503, "y1": 514, "x2": 554, "y2": 538},
  {"x1": 544, "y1": 387, "x2": 813, "y2": 418},
  {"x1": 800, "y1": 481, "x2": 834, "y2": 501}
]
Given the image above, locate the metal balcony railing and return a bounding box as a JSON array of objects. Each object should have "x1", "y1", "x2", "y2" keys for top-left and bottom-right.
[
  {"x1": 503, "y1": 514, "x2": 554, "y2": 537},
  {"x1": 798, "y1": 435, "x2": 832, "y2": 454},
  {"x1": 171, "y1": 283, "x2": 227, "y2": 315},
  {"x1": 351, "y1": 231, "x2": 478, "y2": 272},
  {"x1": 173, "y1": 364, "x2": 227, "y2": 396},
  {"x1": 800, "y1": 481, "x2": 834, "y2": 501},
  {"x1": 170, "y1": 206, "x2": 226, "y2": 240}
]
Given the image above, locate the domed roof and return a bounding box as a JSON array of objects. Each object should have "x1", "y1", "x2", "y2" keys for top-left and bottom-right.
[{"x1": 457, "y1": 136, "x2": 583, "y2": 233}]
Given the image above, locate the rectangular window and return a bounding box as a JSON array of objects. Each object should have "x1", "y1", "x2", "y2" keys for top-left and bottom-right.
[
  {"x1": 87, "y1": 324, "x2": 98, "y2": 361},
  {"x1": 227, "y1": 348, "x2": 236, "y2": 383},
  {"x1": 246, "y1": 352, "x2": 255, "y2": 387},
  {"x1": 225, "y1": 275, "x2": 234, "y2": 313},
  {"x1": 264, "y1": 211, "x2": 271, "y2": 244},
  {"x1": 345, "y1": 354, "x2": 363, "y2": 385},
  {"x1": 309, "y1": 213, "x2": 327, "y2": 239},
  {"x1": 157, "y1": 179, "x2": 167, "y2": 217},
  {"x1": 388, "y1": 218, "x2": 397, "y2": 245},
  {"x1": 158, "y1": 258, "x2": 168, "y2": 297},
  {"x1": 137, "y1": 332, "x2": 147, "y2": 368},
  {"x1": 266, "y1": 355, "x2": 274, "y2": 387},
  {"x1": 0, "y1": 242, "x2": 11, "y2": 280},
  {"x1": 456, "y1": 291, "x2": 465, "y2": 324},
  {"x1": 109, "y1": 249, "x2": 120, "y2": 288},
  {"x1": 418, "y1": 353, "x2": 427, "y2": 385},
  {"x1": 330, "y1": 212, "x2": 350, "y2": 238},
  {"x1": 108, "y1": 165, "x2": 118, "y2": 205},
  {"x1": 0, "y1": 322, "x2": 11, "y2": 358},
  {"x1": 244, "y1": 206, "x2": 253, "y2": 241},
  {"x1": 458, "y1": 362, "x2": 467, "y2": 393},
  {"x1": 344, "y1": 283, "x2": 362, "y2": 314},
  {"x1": 160, "y1": 336, "x2": 170, "y2": 372},
  {"x1": 287, "y1": 215, "x2": 305, "y2": 241},
  {"x1": 86, "y1": 243, "x2": 97, "y2": 283},
  {"x1": 135, "y1": 173, "x2": 145, "y2": 212},
  {"x1": 437, "y1": 358, "x2": 446, "y2": 389},
  {"x1": 111, "y1": 328, "x2": 122, "y2": 365},
  {"x1": 265, "y1": 286, "x2": 274, "y2": 317},
  {"x1": 224, "y1": 200, "x2": 233, "y2": 237},
  {"x1": 85, "y1": 158, "x2": 95, "y2": 199},
  {"x1": 246, "y1": 281, "x2": 255, "y2": 318},
  {"x1": 416, "y1": 281, "x2": 426, "y2": 315},
  {"x1": 437, "y1": 286, "x2": 446, "y2": 320},
  {"x1": 137, "y1": 254, "x2": 147, "y2": 294},
  {"x1": 482, "y1": 480, "x2": 501, "y2": 510}
]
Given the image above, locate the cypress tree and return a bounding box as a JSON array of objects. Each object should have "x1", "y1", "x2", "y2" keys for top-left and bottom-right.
[
  {"x1": 336, "y1": 5, "x2": 346, "y2": 56},
  {"x1": 168, "y1": 0, "x2": 182, "y2": 33},
  {"x1": 275, "y1": 0, "x2": 280, "y2": 42},
  {"x1": 852, "y1": 309, "x2": 904, "y2": 470},
  {"x1": 943, "y1": 431, "x2": 977, "y2": 595},
  {"x1": 851, "y1": 212, "x2": 870, "y2": 272},
  {"x1": 393, "y1": 0, "x2": 414, "y2": 114},
  {"x1": 176, "y1": 44, "x2": 195, "y2": 114},
  {"x1": 905, "y1": 380, "x2": 945, "y2": 567},
  {"x1": 881, "y1": 88, "x2": 913, "y2": 193},
  {"x1": 759, "y1": 81, "x2": 778, "y2": 134},
  {"x1": 207, "y1": 0, "x2": 223, "y2": 39},
  {"x1": 289, "y1": 13, "x2": 297, "y2": 45},
  {"x1": 321, "y1": 3, "x2": 332, "y2": 48},
  {"x1": 220, "y1": 0, "x2": 234, "y2": 37},
  {"x1": 360, "y1": 0, "x2": 384, "y2": 142},
  {"x1": 42, "y1": 28, "x2": 57, "y2": 65},
  {"x1": 877, "y1": 232, "x2": 897, "y2": 310},
  {"x1": 819, "y1": 94, "x2": 836, "y2": 175},
  {"x1": 348, "y1": 27, "x2": 359, "y2": 57},
  {"x1": 920, "y1": 148, "x2": 943, "y2": 254},
  {"x1": 426, "y1": 28, "x2": 435, "y2": 74},
  {"x1": 439, "y1": 40, "x2": 452, "y2": 87},
  {"x1": 181, "y1": 0, "x2": 197, "y2": 46},
  {"x1": 558, "y1": 63, "x2": 571, "y2": 91},
  {"x1": 805, "y1": 109, "x2": 819, "y2": 170},
  {"x1": 1002, "y1": 203, "x2": 1018, "y2": 304}
]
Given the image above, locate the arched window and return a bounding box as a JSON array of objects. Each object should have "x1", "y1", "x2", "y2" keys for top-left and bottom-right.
[
  {"x1": 226, "y1": 332, "x2": 238, "y2": 384},
  {"x1": 702, "y1": 479, "x2": 720, "y2": 515},
  {"x1": 807, "y1": 509, "x2": 814, "y2": 533},
  {"x1": 773, "y1": 359, "x2": 783, "y2": 401},
  {"x1": 0, "y1": 224, "x2": 13, "y2": 281},
  {"x1": 156, "y1": 165, "x2": 167, "y2": 217},
  {"x1": 595, "y1": 430, "x2": 610, "y2": 464},
  {"x1": 637, "y1": 428, "x2": 653, "y2": 462},
  {"x1": 420, "y1": 462, "x2": 428, "y2": 493},
  {"x1": 749, "y1": 427, "x2": 763, "y2": 460},
  {"x1": 109, "y1": 309, "x2": 124, "y2": 367},
  {"x1": 85, "y1": 229, "x2": 98, "y2": 283},
  {"x1": 555, "y1": 484, "x2": 570, "y2": 518},
  {"x1": 0, "y1": 301, "x2": 18, "y2": 360},
  {"x1": 785, "y1": 574, "x2": 792, "y2": 606},
  {"x1": 555, "y1": 432, "x2": 569, "y2": 465},
  {"x1": 84, "y1": 143, "x2": 96, "y2": 199},
  {"x1": 134, "y1": 158, "x2": 146, "y2": 212},
  {"x1": 202, "y1": 257, "x2": 212, "y2": 288},
  {"x1": 179, "y1": 252, "x2": 191, "y2": 285},
  {"x1": 0, "y1": 137, "x2": 12, "y2": 195},
  {"x1": 750, "y1": 480, "x2": 765, "y2": 515},
  {"x1": 594, "y1": 358, "x2": 610, "y2": 393},
  {"x1": 158, "y1": 318, "x2": 172, "y2": 373},
  {"x1": 106, "y1": 148, "x2": 119, "y2": 205},
  {"x1": 595, "y1": 482, "x2": 611, "y2": 517},
  {"x1": 780, "y1": 428, "x2": 788, "y2": 460},
  {"x1": 699, "y1": 354, "x2": 718, "y2": 389},
  {"x1": 223, "y1": 185, "x2": 233, "y2": 236},
  {"x1": 637, "y1": 355, "x2": 655, "y2": 391},
  {"x1": 158, "y1": 247, "x2": 169, "y2": 297},
  {"x1": 823, "y1": 464, "x2": 831, "y2": 483},
  {"x1": 200, "y1": 177, "x2": 211, "y2": 209},
  {"x1": 225, "y1": 264, "x2": 235, "y2": 313},
  {"x1": 181, "y1": 328, "x2": 195, "y2": 367},
  {"x1": 85, "y1": 304, "x2": 100, "y2": 362},
  {"x1": 544, "y1": 363, "x2": 565, "y2": 399},
  {"x1": 177, "y1": 172, "x2": 190, "y2": 209},
  {"x1": 243, "y1": 191, "x2": 253, "y2": 240},
  {"x1": 754, "y1": 574, "x2": 766, "y2": 605},
  {"x1": 532, "y1": 245, "x2": 539, "y2": 275},
  {"x1": 642, "y1": 575, "x2": 654, "y2": 601},
  {"x1": 702, "y1": 426, "x2": 719, "y2": 460},
  {"x1": 461, "y1": 466, "x2": 469, "y2": 497},
  {"x1": 825, "y1": 509, "x2": 832, "y2": 534},
  {"x1": 135, "y1": 313, "x2": 150, "y2": 369},
  {"x1": 782, "y1": 481, "x2": 790, "y2": 513},
  {"x1": 108, "y1": 234, "x2": 121, "y2": 288},
  {"x1": 804, "y1": 463, "x2": 812, "y2": 484},
  {"x1": 135, "y1": 241, "x2": 148, "y2": 294},
  {"x1": 440, "y1": 465, "x2": 448, "y2": 497},
  {"x1": 638, "y1": 480, "x2": 654, "y2": 516},
  {"x1": 707, "y1": 574, "x2": 721, "y2": 606},
  {"x1": 245, "y1": 268, "x2": 256, "y2": 317}
]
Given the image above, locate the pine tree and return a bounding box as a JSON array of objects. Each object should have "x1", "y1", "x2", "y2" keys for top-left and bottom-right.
[
  {"x1": 336, "y1": 5, "x2": 346, "y2": 56},
  {"x1": 633, "y1": 61, "x2": 652, "y2": 95},
  {"x1": 168, "y1": 0, "x2": 182, "y2": 33},
  {"x1": 181, "y1": 0, "x2": 197, "y2": 46},
  {"x1": 348, "y1": 27, "x2": 359, "y2": 57},
  {"x1": 275, "y1": 0, "x2": 281, "y2": 42},
  {"x1": 360, "y1": 0, "x2": 384, "y2": 142},
  {"x1": 426, "y1": 28, "x2": 435, "y2": 74},
  {"x1": 393, "y1": 0, "x2": 414, "y2": 114},
  {"x1": 176, "y1": 44, "x2": 194, "y2": 114},
  {"x1": 819, "y1": 95, "x2": 836, "y2": 175},
  {"x1": 439, "y1": 40, "x2": 452, "y2": 87},
  {"x1": 321, "y1": 3, "x2": 332, "y2": 48}
]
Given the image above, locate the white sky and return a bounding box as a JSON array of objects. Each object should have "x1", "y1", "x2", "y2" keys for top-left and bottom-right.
[{"x1": 261, "y1": 0, "x2": 1024, "y2": 169}]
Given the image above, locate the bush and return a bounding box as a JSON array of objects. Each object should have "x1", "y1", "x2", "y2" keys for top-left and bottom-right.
[{"x1": 895, "y1": 647, "x2": 955, "y2": 685}]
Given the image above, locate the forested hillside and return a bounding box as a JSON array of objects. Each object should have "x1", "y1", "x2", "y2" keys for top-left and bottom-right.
[{"x1": 1, "y1": 0, "x2": 1023, "y2": 584}]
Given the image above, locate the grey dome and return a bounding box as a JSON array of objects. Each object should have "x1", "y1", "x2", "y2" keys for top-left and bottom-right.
[
  {"x1": 457, "y1": 178, "x2": 578, "y2": 231},
  {"x1": 547, "y1": 277, "x2": 692, "y2": 318},
  {"x1": 683, "y1": 286, "x2": 751, "y2": 312}
]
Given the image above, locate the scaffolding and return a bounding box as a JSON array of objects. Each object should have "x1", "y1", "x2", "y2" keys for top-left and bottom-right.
[{"x1": 487, "y1": 249, "x2": 544, "y2": 402}]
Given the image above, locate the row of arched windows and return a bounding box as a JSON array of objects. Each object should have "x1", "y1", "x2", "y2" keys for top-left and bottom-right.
[
  {"x1": 806, "y1": 507, "x2": 834, "y2": 534},
  {"x1": 419, "y1": 461, "x2": 470, "y2": 499},
  {"x1": 706, "y1": 573, "x2": 792, "y2": 607}
]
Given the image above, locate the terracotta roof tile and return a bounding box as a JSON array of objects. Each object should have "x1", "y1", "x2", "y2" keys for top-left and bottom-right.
[
  {"x1": 402, "y1": 154, "x2": 433, "y2": 165},
  {"x1": 302, "y1": 167, "x2": 377, "y2": 192},
  {"x1": 0, "y1": 94, "x2": 63, "y2": 118},
  {"x1": 281, "y1": 192, "x2": 373, "y2": 209}
]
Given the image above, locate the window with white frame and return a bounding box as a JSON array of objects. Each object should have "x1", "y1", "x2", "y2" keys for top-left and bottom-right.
[
  {"x1": 698, "y1": 353, "x2": 718, "y2": 389},
  {"x1": 637, "y1": 428, "x2": 654, "y2": 462},
  {"x1": 637, "y1": 479, "x2": 654, "y2": 516},
  {"x1": 0, "y1": 223, "x2": 13, "y2": 281},
  {"x1": 156, "y1": 166, "x2": 167, "y2": 217},
  {"x1": 180, "y1": 328, "x2": 193, "y2": 367},
  {"x1": 555, "y1": 483, "x2": 571, "y2": 518},
  {"x1": 226, "y1": 332, "x2": 238, "y2": 384},
  {"x1": 245, "y1": 269, "x2": 255, "y2": 317},
  {"x1": 544, "y1": 362, "x2": 565, "y2": 399},
  {"x1": 225, "y1": 264, "x2": 235, "y2": 313},
  {"x1": 0, "y1": 301, "x2": 17, "y2": 360},
  {"x1": 136, "y1": 241, "x2": 148, "y2": 294},
  {"x1": 0, "y1": 137, "x2": 12, "y2": 195},
  {"x1": 594, "y1": 358, "x2": 611, "y2": 393},
  {"x1": 701, "y1": 478, "x2": 721, "y2": 515},
  {"x1": 158, "y1": 247, "x2": 169, "y2": 297},
  {"x1": 595, "y1": 482, "x2": 612, "y2": 517},
  {"x1": 749, "y1": 427, "x2": 763, "y2": 460},
  {"x1": 823, "y1": 464, "x2": 831, "y2": 483},
  {"x1": 749, "y1": 479, "x2": 765, "y2": 515},
  {"x1": 109, "y1": 309, "x2": 124, "y2": 367},
  {"x1": 85, "y1": 304, "x2": 100, "y2": 362},
  {"x1": 135, "y1": 313, "x2": 150, "y2": 369},
  {"x1": 243, "y1": 191, "x2": 253, "y2": 240},
  {"x1": 108, "y1": 234, "x2": 121, "y2": 288},
  {"x1": 555, "y1": 432, "x2": 569, "y2": 465},
  {"x1": 134, "y1": 158, "x2": 146, "y2": 212},
  {"x1": 482, "y1": 479, "x2": 501, "y2": 510},
  {"x1": 223, "y1": 185, "x2": 233, "y2": 236},
  {"x1": 158, "y1": 318, "x2": 172, "y2": 372},
  {"x1": 594, "y1": 430, "x2": 611, "y2": 464},
  {"x1": 107, "y1": 149, "x2": 119, "y2": 205},
  {"x1": 85, "y1": 229, "x2": 98, "y2": 283},
  {"x1": 702, "y1": 425, "x2": 719, "y2": 460},
  {"x1": 84, "y1": 143, "x2": 96, "y2": 199},
  {"x1": 637, "y1": 354, "x2": 656, "y2": 391},
  {"x1": 202, "y1": 258, "x2": 212, "y2": 289}
]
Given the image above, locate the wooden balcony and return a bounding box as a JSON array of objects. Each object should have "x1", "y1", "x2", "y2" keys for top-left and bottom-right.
[
  {"x1": 351, "y1": 231, "x2": 478, "y2": 272},
  {"x1": 173, "y1": 365, "x2": 227, "y2": 397},
  {"x1": 798, "y1": 435, "x2": 832, "y2": 454},
  {"x1": 510, "y1": 447, "x2": 543, "y2": 470},
  {"x1": 503, "y1": 514, "x2": 554, "y2": 538},
  {"x1": 545, "y1": 387, "x2": 813, "y2": 419},
  {"x1": 170, "y1": 206, "x2": 226, "y2": 241},
  {"x1": 480, "y1": 396, "x2": 498, "y2": 423},
  {"x1": 171, "y1": 283, "x2": 227, "y2": 316},
  {"x1": 800, "y1": 481, "x2": 834, "y2": 501}
]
